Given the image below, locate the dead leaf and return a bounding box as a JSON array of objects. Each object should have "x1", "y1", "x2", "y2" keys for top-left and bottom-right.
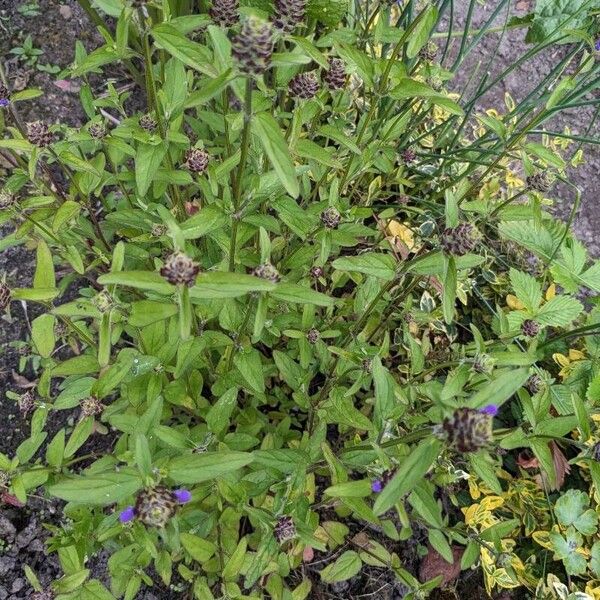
[
  {"x1": 351, "y1": 532, "x2": 372, "y2": 550},
  {"x1": 11, "y1": 370, "x2": 36, "y2": 389},
  {"x1": 548, "y1": 441, "x2": 570, "y2": 491},
  {"x1": 302, "y1": 546, "x2": 314, "y2": 562},
  {"x1": 517, "y1": 451, "x2": 539, "y2": 470},
  {"x1": 54, "y1": 80, "x2": 81, "y2": 93},
  {"x1": 59, "y1": 5, "x2": 73, "y2": 19},
  {"x1": 419, "y1": 545, "x2": 463, "y2": 586},
  {"x1": 521, "y1": 442, "x2": 570, "y2": 491},
  {"x1": 1, "y1": 493, "x2": 24, "y2": 507}
]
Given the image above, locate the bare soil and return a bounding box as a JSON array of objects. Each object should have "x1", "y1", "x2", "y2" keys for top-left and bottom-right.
[{"x1": 0, "y1": 0, "x2": 597, "y2": 598}]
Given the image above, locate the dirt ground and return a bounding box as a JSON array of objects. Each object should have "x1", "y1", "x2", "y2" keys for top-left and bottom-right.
[{"x1": 0, "y1": 0, "x2": 597, "y2": 598}]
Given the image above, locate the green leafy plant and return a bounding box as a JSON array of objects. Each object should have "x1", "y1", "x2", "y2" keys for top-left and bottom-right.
[
  {"x1": 9, "y1": 34, "x2": 44, "y2": 67},
  {"x1": 0, "y1": 0, "x2": 599, "y2": 598}
]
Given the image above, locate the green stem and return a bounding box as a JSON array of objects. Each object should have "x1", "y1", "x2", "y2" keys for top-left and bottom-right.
[
  {"x1": 228, "y1": 78, "x2": 253, "y2": 272},
  {"x1": 139, "y1": 11, "x2": 184, "y2": 215},
  {"x1": 178, "y1": 285, "x2": 192, "y2": 340}
]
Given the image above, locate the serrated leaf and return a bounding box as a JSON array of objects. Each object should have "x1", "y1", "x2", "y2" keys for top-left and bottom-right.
[
  {"x1": 509, "y1": 268, "x2": 542, "y2": 311},
  {"x1": 535, "y1": 295, "x2": 582, "y2": 326}
]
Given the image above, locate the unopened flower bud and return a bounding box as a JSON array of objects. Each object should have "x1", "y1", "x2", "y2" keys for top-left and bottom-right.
[
  {"x1": 253, "y1": 263, "x2": 281, "y2": 283},
  {"x1": 289, "y1": 71, "x2": 319, "y2": 99},
  {"x1": 160, "y1": 252, "x2": 200, "y2": 287},
  {"x1": 232, "y1": 18, "x2": 273, "y2": 76}
]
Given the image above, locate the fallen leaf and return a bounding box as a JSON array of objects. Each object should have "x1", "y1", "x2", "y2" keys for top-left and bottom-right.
[
  {"x1": 54, "y1": 80, "x2": 81, "y2": 93},
  {"x1": 11, "y1": 370, "x2": 36, "y2": 389},
  {"x1": 59, "y1": 5, "x2": 73, "y2": 19},
  {"x1": 303, "y1": 546, "x2": 314, "y2": 562},
  {"x1": 419, "y1": 545, "x2": 463, "y2": 585},
  {"x1": 1, "y1": 493, "x2": 24, "y2": 507},
  {"x1": 351, "y1": 532, "x2": 372, "y2": 549}
]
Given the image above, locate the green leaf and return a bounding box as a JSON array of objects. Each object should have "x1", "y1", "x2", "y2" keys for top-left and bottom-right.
[
  {"x1": 469, "y1": 452, "x2": 502, "y2": 495},
  {"x1": 554, "y1": 489, "x2": 598, "y2": 535},
  {"x1": 549, "y1": 528, "x2": 587, "y2": 576},
  {"x1": 52, "y1": 200, "x2": 81, "y2": 233},
  {"x1": 64, "y1": 417, "x2": 94, "y2": 458},
  {"x1": 97, "y1": 271, "x2": 174, "y2": 294},
  {"x1": 185, "y1": 69, "x2": 234, "y2": 108},
  {"x1": 372, "y1": 357, "x2": 395, "y2": 429},
  {"x1": 49, "y1": 471, "x2": 143, "y2": 505},
  {"x1": 167, "y1": 451, "x2": 254, "y2": 483},
  {"x1": 191, "y1": 272, "x2": 275, "y2": 298},
  {"x1": 525, "y1": 142, "x2": 565, "y2": 169},
  {"x1": 306, "y1": 0, "x2": 349, "y2": 26},
  {"x1": 526, "y1": 0, "x2": 591, "y2": 44},
  {"x1": 0, "y1": 139, "x2": 33, "y2": 152},
  {"x1": 253, "y1": 112, "x2": 299, "y2": 198},
  {"x1": 129, "y1": 301, "x2": 178, "y2": 327},
  {"x1": 80, "y1": 581, "x2": 116, "y2": 600},
  {"x1": 31, "y1": 313, "x2": 56, "y2": 358},
  {"x1": 406, "y1": 6, "x2": 438, "y2": 58},
  {"x1": 320, "y1": 551, "x2": 362, "y2": 583},
  {"x1": 10, "y1": 88, "x2": 43, "y2": 102},
  {"x1": 270, "y1": 283, "x2": 335, "y2": 306},
  {"x1": 294, "y1": 139, "x2": 342, "y2": 169},
  {"x1": 234, "y1": 348, "x2": 265, "y2": 393},
  {"x1": 206, "y1": 387, "x2": 238, "y2": 435},
  {"x1": 222, "y1": 538, "x2": 248, "y2": 582},
  {"x1": 442, "y1": 256, "x2": 457, "y2": 324},
  {"x1": 180, "y1": 533, "x2": 216, "y2": 563},
  {"x1": 332, "y1": 253, "x2": 396, "y2": 280},
  {"x1": 591, "y1": 542, "x2": 600, "y2": 578},
  {"x1": 324, "y1": 480, "x2": 372, "y2": 498},
  {"x1": 34, "y1": 240, "x2": 55, "y2": 288},
  {"x1": 317, "y1": 124, "x2": 361, "y2": 155},
  {"x1": 428, "y1": 529, "x2": 453, "y2": 564},
  {"x1": 468, "y1": 368, "x2": 529, "y2": 409},
  {"x1": 180, "y1": 205, "x2": 228, "y2": 239},
  {"x1": 509, "y1": 268, "x2": 542, "y2": 311},
  {"x1": 535, "y1": 295, "x2": 582, "y2": 327},
  {"x1": 373, "y1": 438, "x2": 442, "y2": 515},
  {"x1": 12, "y1": 287, "x2": 59, "y2": 302},
  {"x1": 151, "y1": 24, "x2": 216, "y2": 76},
  {"x1": 135, "y1": 142, "x2": 167, "y2": 197}
]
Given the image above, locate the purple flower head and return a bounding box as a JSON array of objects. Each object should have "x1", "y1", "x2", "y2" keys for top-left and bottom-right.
[
  {"x1": 371, "y1": 479, "x2": 383, "y2": 493},
  {"x1": 480, "y1": 404, "x2": 499, "y2": 417},
  {"x1": 173, "y1": 489, "x2": 192, "y2": 504},
  {"x1": 595, "y1": 39, "x2": 600, "y2": 52},
  {"x1": 0, "y1": 99, "x2": 9, "y2": 108},
  {"x1": 119, "y1": 506, "x2": 135, "y2": 523}
]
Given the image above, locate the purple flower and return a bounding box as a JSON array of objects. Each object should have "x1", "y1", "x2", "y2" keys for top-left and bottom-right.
[
  {"x1": 480, "y1": 404, "x2": 499, "y2": 416},
  {"x1": 0, "y1": 99, "x2": 9, "y2": 108},
  {"x1": 119, "y1": 506, "x2": 135, "y2": 523},
  {"x1": 371, "y1": 480, "x2": 383, "y2": 493},
  {"x1": 595, "y1": 39, "x2": 600, "y2": 52},
  {"x1": 173, "y1": 489, "x2": 192, "y2": 504}
]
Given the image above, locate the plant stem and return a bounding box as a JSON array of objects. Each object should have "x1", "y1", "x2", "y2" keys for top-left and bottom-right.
[
  {"x1": 139, "y1": 10, "x2": 184, "y2": 215},
  {"x1": 228, "y1": 78, "x2": 253, "y2": 271}
]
